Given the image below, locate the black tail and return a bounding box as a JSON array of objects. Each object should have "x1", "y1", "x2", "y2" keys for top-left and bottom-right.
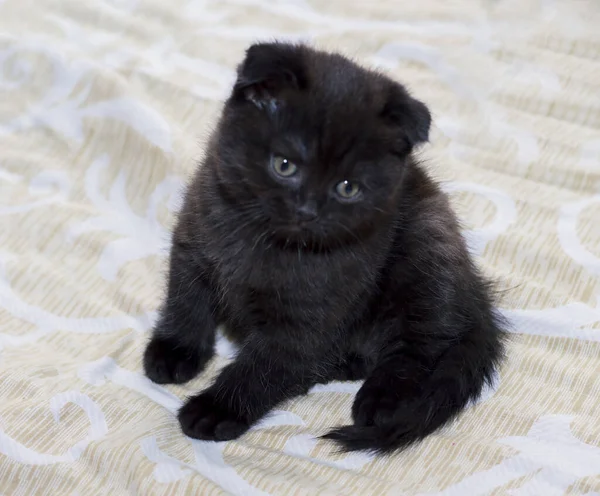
[{"x1": 323, "y1": 313, "x2": 508, "y2": 454}]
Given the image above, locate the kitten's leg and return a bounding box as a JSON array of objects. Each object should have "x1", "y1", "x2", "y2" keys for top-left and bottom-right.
[
  {"x1": 178, "y1": 338, "x2": 322, "y2": 441},
  {"x1": 325, "y1": 347, "x2": 378, "y2": 383},
  {"x1": 325, "y1": 353, "x2": 370, "y2": 382},
  {"x1": 143, "y1": 240, "x2": 216, "y2": 385},
  {"x1": 319, "y1": 332, "x2": 379, "y2": 383},
  {"x1": 325, "y1": 315, "x2": 506, "y2": 453}
]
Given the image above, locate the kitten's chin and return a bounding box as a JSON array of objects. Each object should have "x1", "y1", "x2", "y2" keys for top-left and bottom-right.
[{"x1": 273, "y1": 225, "x2": 322, "y2": 249}]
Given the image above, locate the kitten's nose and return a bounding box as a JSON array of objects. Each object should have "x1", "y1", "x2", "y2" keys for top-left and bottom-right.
[{"x1": 296, "y1": 202, "x2": 318, "y2": 222}]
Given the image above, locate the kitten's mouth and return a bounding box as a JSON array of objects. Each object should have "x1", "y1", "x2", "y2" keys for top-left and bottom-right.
[
  {"x1": 270, "y1": 223, "x2": 336, "y2": 253},
  {"x1": 271, "y1": 218, "x2": 313, "y2": 233},
  {"x1": 272, "y1": 222, "x2": 312, "y2": 240},
  {"x1": 277, "y1": 224, "x2": 309, "y2": 239},
  {"x1": 291, "y1": 220, "x2": 313, "y2": 230},
  {"x1": 274, "y1": 236, "x2": 331, "y2": 254}
]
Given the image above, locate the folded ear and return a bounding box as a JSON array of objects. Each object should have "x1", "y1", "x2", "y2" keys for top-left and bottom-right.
[
  {"x1": 233, "y1": 42, "x2": 308, "y2": 110},
  {"x1": 381, "y1": 84, "x2": 431, "y2": 151}
]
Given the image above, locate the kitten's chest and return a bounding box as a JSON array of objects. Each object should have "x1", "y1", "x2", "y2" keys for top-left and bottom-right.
[
  {"x1": 208, "y1": 238, "x2": 371, "y2": 328},
  {"x1": 216, "y1": 241, "x2": 329, "y2": 296}
]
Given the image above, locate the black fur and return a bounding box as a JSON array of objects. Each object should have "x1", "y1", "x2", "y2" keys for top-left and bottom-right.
[{"x1": 143, "y1": 42, "x2": 507, "y2": 454}]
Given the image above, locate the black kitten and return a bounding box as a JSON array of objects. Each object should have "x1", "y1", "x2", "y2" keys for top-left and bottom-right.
[{"x1": 143, "y1": 42, "x2": 507, "y2": 454}]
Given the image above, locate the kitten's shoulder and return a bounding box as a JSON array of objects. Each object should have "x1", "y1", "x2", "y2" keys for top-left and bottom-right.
[
  {"x1": 400, "y1": 160, "x2": 466, "y2": 257},
  {"x1": 403, "y1": 160, "x2": 451, "y2": 213}
]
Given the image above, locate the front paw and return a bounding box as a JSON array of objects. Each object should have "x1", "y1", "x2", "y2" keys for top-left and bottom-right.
[
  {"x1": 178, "y1": 391, "x2": 250, "y2": 441},
  {"x1": 143, "y1": 335, "x2": 211, "y2": 385}
]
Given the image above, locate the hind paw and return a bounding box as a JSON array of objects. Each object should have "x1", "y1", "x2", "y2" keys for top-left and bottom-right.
[{"x1": 352, "y1": 383, "x2": 402, "y2": 427}]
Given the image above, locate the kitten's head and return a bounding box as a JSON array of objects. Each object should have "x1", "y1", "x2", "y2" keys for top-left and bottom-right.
[{"x1": 213, "y1": 42, "x2": 431, "y2": 248}]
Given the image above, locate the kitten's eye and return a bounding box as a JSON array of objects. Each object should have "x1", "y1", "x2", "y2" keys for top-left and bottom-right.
[
  {"x1": 272, "y1": 156, "x2": 298, "y2": 177},
  {"x1": 335, "y1": 180, "x2": 361, "y2": 199}
]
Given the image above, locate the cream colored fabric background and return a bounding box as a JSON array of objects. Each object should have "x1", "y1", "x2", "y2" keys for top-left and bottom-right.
[{"x1": 1, "y1": 0, "x2": 599, "y2": 494}]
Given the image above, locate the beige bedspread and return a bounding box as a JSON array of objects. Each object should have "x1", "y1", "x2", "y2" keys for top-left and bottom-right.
[{"x1": 1, "y1": 0, "x2": 600, "y2": 494}]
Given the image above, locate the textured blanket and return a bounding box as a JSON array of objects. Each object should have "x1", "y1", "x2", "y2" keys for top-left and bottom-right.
[{"x1": 1, "y1": 0, "x2": 599, "y2": 494}]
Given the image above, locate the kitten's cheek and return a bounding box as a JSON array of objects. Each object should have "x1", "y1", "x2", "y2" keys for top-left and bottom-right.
[{"x1": 178, "y1": 391, "x2": 251, "y2": 441}]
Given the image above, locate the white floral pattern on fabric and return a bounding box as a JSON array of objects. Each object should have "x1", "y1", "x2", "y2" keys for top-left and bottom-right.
[{"x1": 0, "y1": 0, "x2": 599, "y2": 494}]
